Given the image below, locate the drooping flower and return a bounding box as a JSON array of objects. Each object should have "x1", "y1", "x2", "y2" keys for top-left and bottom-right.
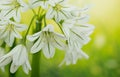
[
  {"x1": 60, "y1": 17, "x2": 94, "y2": 65},
  {"x1": 62, "y1": 16, "x2": 94, "y2": 49},
  {"x1": 27, "y1": 25, "x2": 66, "y2": 58},
  {"x1": 0, "y1": 44, "x2": 31, "y2": 74},
  {"x1": 59, "y1": 46, "x2": 89, "y2": 66},
  {"x1": 0, "y1": 20, "x2": 27, "y2": 47},
  {"x1": 0, "y1": 0, "x2": 27, "y2": 22},
  {"x1": 46, "y1": 0, "x2": 73, "y2": 22},
  {"x1": 68, "y1": 6, "x2": 94, "y2": 40}
]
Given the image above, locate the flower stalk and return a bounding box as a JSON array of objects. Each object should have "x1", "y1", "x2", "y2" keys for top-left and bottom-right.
[
  {"x1": 31, "y1": 51, "x2": 41, "y2": 77},
  {"x1": 31, "y1": 19, "x2": 42, "y2": 77}
]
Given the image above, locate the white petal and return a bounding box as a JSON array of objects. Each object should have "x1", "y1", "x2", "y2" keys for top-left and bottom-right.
[
  {"x1": 2, "y1": 10, "x2": 15, "y2": 19},
  {"x1": 5, "y1": 31, "x2": 15, "y2": 47},
  {"x1": 75, "y1": 14, "x2": 90, "y2": 24},
  {"x1": 42, "y1": 25, "x2": 54, "y2": 32},
  {"x1": 70, "y1": 29, "x2": 88, "y2": 44},
  {"x1": 78, "y1": 24, "x2": 95, "y2": 36},
  {"x1": 46, "y1": 7, "x2": 54, "y2": 19},
  {"x1": 28, "y1": 0, "x2": 41, "y2": 9},
  {"x1": 12, "y1": 45, "x2": 27, "y2": 65},
  {"x1": 0, "y1": 30, "x2": 8, "y2": 39},
  {"x1": 22, "y1": 60, "x2": 31, "y2": 74},
  {"x1": 12, "y1": 22, "x2": 28, "y2": 31},
  {"x1": 18, "y1": 0, "x2": 28, "y2": 12},
  {"x1": 54, "y1": 32, "x2": 66, "y2": 40},
  {"x1": 65, "y1": 54, "x2": 72, "y2": 65},
  {"x1": 10, "y1": 63, "x2": 19, "y2": 73},
  {"x1": 62, "y1": 25, "x2": 70, "y2": 37},
  {"x1": 31, "y1": 37, "x2": 44, "y2": 53},
  {"x1": 27, "y1": 31, "x2": 41, "y2": 41},
  {"x1": 79, "y1": 50, "x2": 89, "y2": 59},
  {"x1": 0, "y1": 56, "x2": 12, "y2": 67},
  {"x1": 53, "y1": 36, "x2": 66, "y2": 50},
  {"x1": 42, "y1": 42, "x2": 55, "y2": 58},
  {"x1": 13, "y1": 9, "x2": 21, "y2": 22},
  {"x1": 12, "y1": 29, "x2": 22, "y2": 39}
]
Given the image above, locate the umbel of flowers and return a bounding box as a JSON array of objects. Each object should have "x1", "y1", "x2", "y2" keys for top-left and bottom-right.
[{"x1": 0, "y1": 0, "x2": 94, "y2": 77}]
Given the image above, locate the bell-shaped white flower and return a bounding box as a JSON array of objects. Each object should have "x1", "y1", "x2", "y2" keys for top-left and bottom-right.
[
  {"x1": 0, "y1": 20, "x2": 27, "y2": 47},
  {"x1": 46, "y1": 0, "x2": 73, "y2": 22},
  {"x1": 60, "y1": 19, "x2": 94, "y2": 65},
  {"x1": 59, "y1": 46, "x2": 89, "y2": 66},
  {"x1": 27, "y1": 25, "x2": 66, "y2": 59},
  {"x1": 0, "y1": 0, "x2": 27, "y2": 22},
  {"x1": 0, "y1": 44, "x2": 31, "y2": 74},
  {"x1": 62, "y1": 20, "x2": 94, "y2": 49}
]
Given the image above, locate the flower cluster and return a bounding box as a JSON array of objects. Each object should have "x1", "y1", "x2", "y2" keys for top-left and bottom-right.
[{"x1": 0, "y1": 0, "x2": 94, "y2": 74}]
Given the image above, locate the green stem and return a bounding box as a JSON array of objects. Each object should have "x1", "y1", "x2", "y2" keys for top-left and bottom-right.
[
  {"x1": 31, "y1": 18, "x2": 42, "y2": 77},
  {"x1": 31, "y1": 51, "x2": 41, "y2": 77},
  {"x1": 23, "y1": 15, "x2": 37, "y2": 42},
  {"x1": 32, "y1": 9, "x2": 37, "y2": 15},
  {"x1": 38, "y1": 7, "x2": 41, "y2": 17}
]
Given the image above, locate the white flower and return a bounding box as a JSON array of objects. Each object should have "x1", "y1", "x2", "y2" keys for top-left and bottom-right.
[
  {"x1": 60, "y1": 20, "x2": 94, "y2": 65},
  {"x1": 0, "y1": 47, "x2": 5, "y2": 72},
  {"x1": 0, "y1": 20, "x2": 27, "y2": 47},
  {"x1": 28, "y1": 0, "x2": 55, "y2": 9},
  {"x1": 0, "y1": 0, "x2": 27, "y2": 22},
  {"x1": 62, "y1": 20, "x2": 94, "y2": 49},
  {"x1": 59, "y1": 46, "x2": 89, "y2": 66},
  {"x1": 46, "y1": 0, "x2": 73, "y2": 22},
  {"x1": 0, "y1": 44, "x2": 31, "y2": 74},
  {"x1": 71, "y1": 9, "x2": 90, "y2": 24},
  {"x1": 27, "y1": 25, "x2": 66, "y2": 59}
]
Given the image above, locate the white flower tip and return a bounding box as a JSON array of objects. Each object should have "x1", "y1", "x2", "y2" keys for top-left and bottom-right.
[
  {"x1": 43, "y1": 24, "x2": 54, "y2": 32},
  {"x1": 46, "y1": 57, "x2": 50, "y2": 59},
  {"x1": 83, "y1": 53, "x2": 89, "y2": 59},
  {"x1": 30, "y1": 49, "x2": 38, "y2": 54},
  {"x1": 10, "y1": 64, "x2": 19, "y2": 74},
  {"x1": 27, "y1": 35, "x2": 33, "y2": 41},
  {"x1": 44, "y1": 55, "x2": 51, "y2": 59},
  {"x1": 24, "y1": 70, "x2": 29, "y2": 75},
  {"x1": 85, "y1": 55, "x2": 89, "y2": 59},
  {"x1": 58, "y1": 59, "x2": 66, "y2": 67}
]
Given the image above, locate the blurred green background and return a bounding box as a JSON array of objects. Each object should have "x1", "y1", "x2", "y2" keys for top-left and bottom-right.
[{"x1": 0, "y1": 0, "x2": 120, "y2": 77}]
